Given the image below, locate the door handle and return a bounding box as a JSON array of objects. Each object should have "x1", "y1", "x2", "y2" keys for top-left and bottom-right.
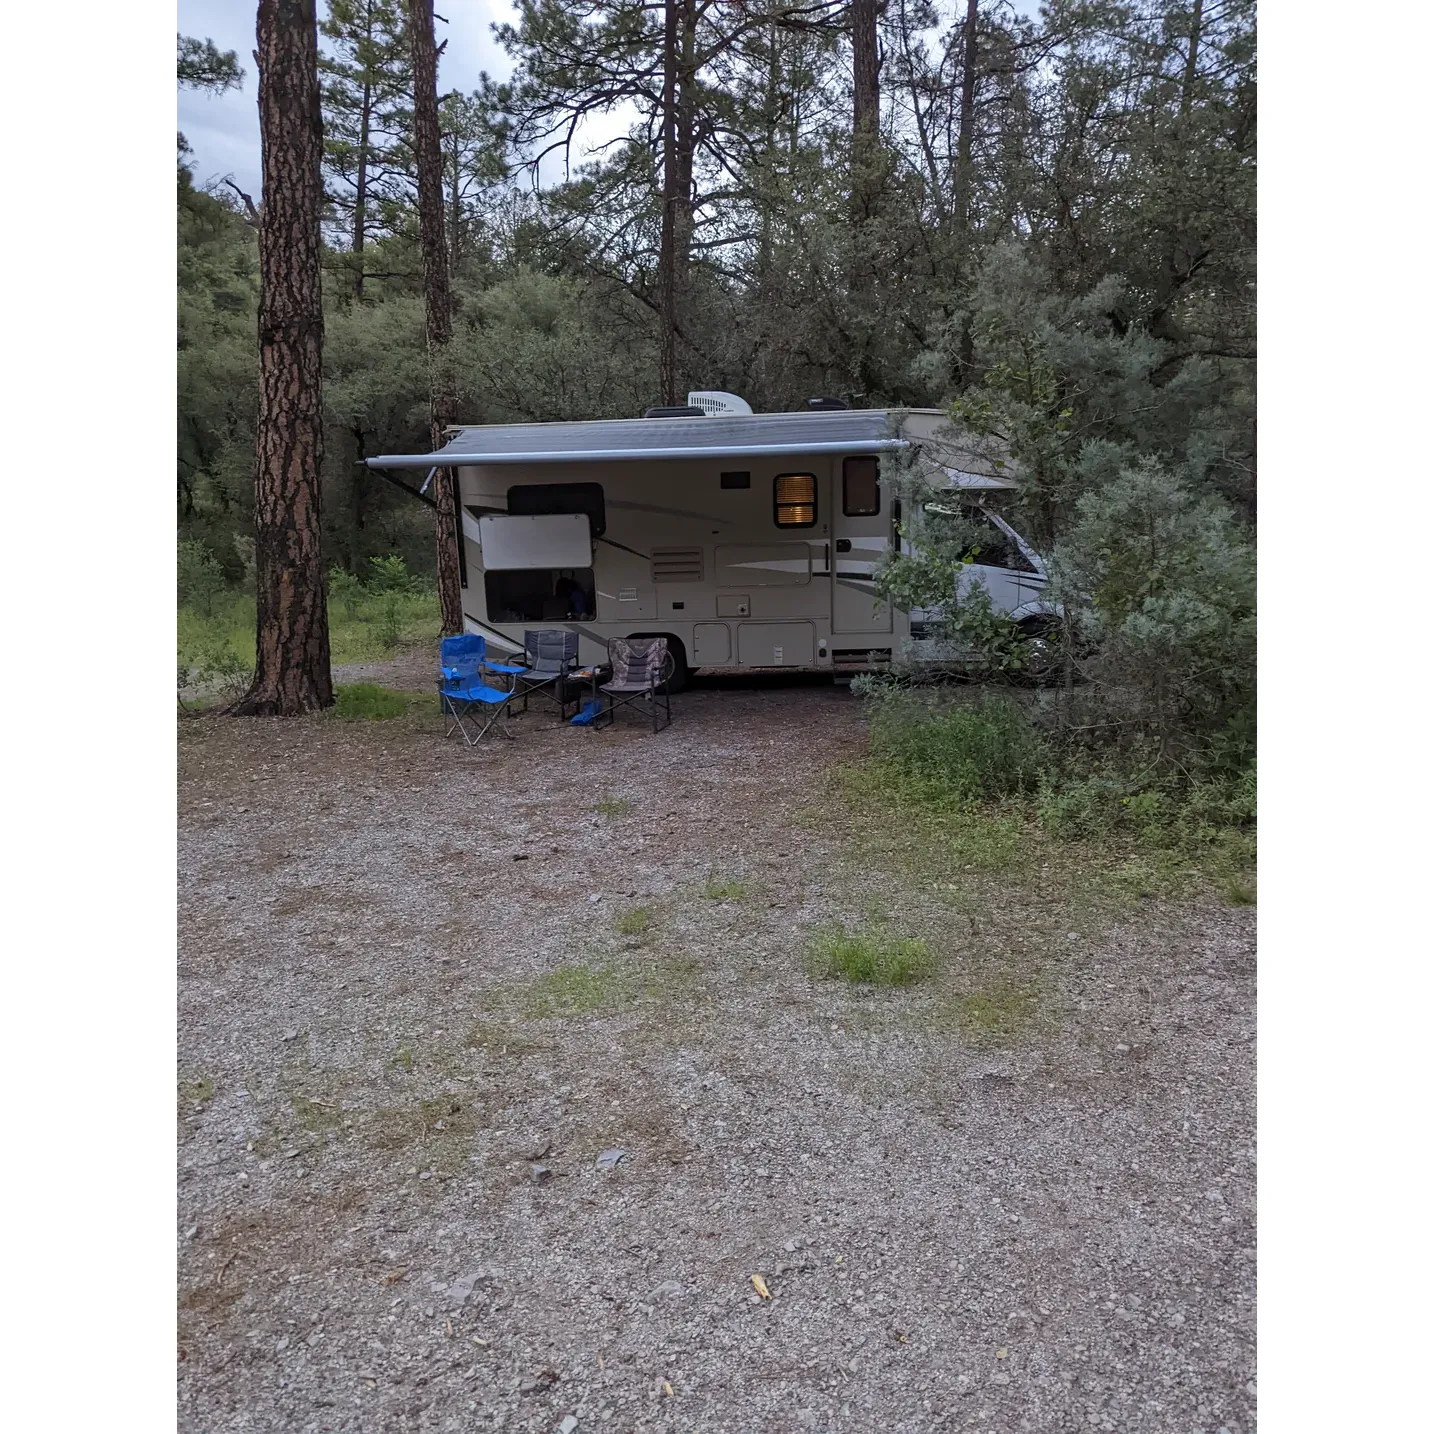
[{"x1": 835, "y1": 538, "x2": 852, "y2": 553}]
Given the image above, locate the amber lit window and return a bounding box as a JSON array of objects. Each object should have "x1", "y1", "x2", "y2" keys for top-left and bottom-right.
[
  {"x1": 774, "y1": 472, "x2": 817, "y2": 527},
  {"x1": 842, "y1": 456, "x2": 880, "y2": 516}
]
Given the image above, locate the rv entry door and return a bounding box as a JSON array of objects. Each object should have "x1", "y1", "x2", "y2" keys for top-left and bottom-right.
[{"x1": 831, "y1": 456, "x2": 893, "y2": 637}]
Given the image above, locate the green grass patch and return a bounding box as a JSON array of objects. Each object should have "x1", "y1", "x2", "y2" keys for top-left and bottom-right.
[
  {"x1": 806, "y1": 921, "x2": 935, "y2": 987},
  {"x1": 525, "y1": 962, "x2": 629, "y2": 1018},
  {"x1": 701, "y1": 876, "x2": 749, "y2": 901},
  {"x1": 594, "y1": 797, "x2": 633, "y2": 818},
  {"x1": 178, "y1": 571, "x2": 442, "y2": 704},
  {"x1": 614, "y1": 905, "x2": 654, "y2": 937},
  {"x1": 180, "y1": 1074, "x2": 216, "y2": 1106},
  {"x1": 946, "y1": 976, "x2": 1044, "y2": 1042},
  {"x1": 1224, "y1": 878, "x2": 1257, "y2": 906},
  {"x1": 332, "y1": 683, "x2": 411, "y2": 721}
]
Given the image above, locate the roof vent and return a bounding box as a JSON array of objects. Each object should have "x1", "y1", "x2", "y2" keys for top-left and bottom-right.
[
  {"x1": 643, "y1": 404, "x2": 706, "y2": 418},
  {"x1": 687, "y1": 390, "x2": 754, "y2": 416},
  {"x1": 805, "y1": 395, "x2": 849, "y2": 411}
]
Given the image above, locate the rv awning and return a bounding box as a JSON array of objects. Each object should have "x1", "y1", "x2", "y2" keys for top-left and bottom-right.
[
  {"x1": 365, "y1": 409, "x2": 915, "y2": 469},
  {"x1": 927, "y1": 462, "x2": 1018, "y2": 492}
]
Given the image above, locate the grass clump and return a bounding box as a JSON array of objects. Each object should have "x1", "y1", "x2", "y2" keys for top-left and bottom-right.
[
  {"x1": 867, "y1": 690, "x2": 1046, "y2": 806},
  {"x1": 1224, "y1": 878, "x2": 1257, "y2": 906},
  {"x1": 806, "y1": 921, "x2": 935, "y2": 987},
  {"x1": 332, "y1": 683, "x2": 410, "y2": 721},
  {"x1": 701, "y1": 876, "x2": 748, "y2": 901},
  {"x1": 180, "y1": 1075, "x2": 216, "y2": 1106},
  {"x1": 948, "y1": 976, "x2": 1044, "y2": 1041},
  {"x1": 614, "y1": 905, "x2": 654, "y2": 937},
  {"x1": 525, "y1": 962, "x2": 628, "y2": 1018},
  {"x1": 594, "y1": 797, "x2": 633, "y2": 818}
]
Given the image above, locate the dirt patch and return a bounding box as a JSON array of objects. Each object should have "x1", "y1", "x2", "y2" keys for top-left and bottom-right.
[{"x1": 178, "y1": 664, "x2": 1255, "y2": 1433}]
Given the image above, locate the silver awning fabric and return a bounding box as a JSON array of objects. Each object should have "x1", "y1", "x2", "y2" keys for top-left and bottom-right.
[{"x1": 366, "y1": 409, "x2": 918, "y2": 468}]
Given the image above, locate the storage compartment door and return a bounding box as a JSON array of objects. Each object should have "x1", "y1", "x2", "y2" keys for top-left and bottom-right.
[
  {"x1": 478, "y1": 512, "x2": 592, "y2": 570},
  {"x1": 692, "y1": 623, "x2": 731, "y2": 665},
  {"x1": 737, "y1": 622, "x2": 815, "y2": 667}
]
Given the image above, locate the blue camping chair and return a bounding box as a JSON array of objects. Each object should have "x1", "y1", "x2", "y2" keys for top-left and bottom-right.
[{"x1": 437, "y1": 634, "x2": 525, "y2": 745}]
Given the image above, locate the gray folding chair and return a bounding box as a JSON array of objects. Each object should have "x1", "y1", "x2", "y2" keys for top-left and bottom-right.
[
  {"x1": 514, "y1": 629, "x2": 580, "y2": 721},
  {"x1": 597, "y1": 637, "x2": 671, "y2": 733}
]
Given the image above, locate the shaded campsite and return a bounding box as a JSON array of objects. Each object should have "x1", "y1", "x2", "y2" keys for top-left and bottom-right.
[{"x1": 178, "y1": 672, "x2": 1255, "y2": 1434}]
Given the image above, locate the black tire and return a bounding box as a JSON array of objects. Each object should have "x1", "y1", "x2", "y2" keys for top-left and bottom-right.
[{"x1": 1016, "y1": 618, "x2": 1061, "y2": 686}]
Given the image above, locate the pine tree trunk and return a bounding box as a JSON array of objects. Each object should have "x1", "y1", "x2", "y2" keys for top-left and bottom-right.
[
  {"x1": 851, "y1": 0, "x2": 881, "y2": 224},
  {"x1": 352, "y1": 74, "x2": 371, "y2": 299},
  {"x1": 229, "y1": 0, "x2": 333, "y2": 717},
  {"x1": 955, "y1": 0, "x2": 980, "y2": 384},
  {"x1": 672, "y1": 0, "x2": 696, "y2": 396},
  {"x1": 1181, "y1": 0, "x2": 1204, "y2": 117},
  {"x1": 408, "y1": 0, "x2": 464, "y2": 636},
  {"x1": 849, "y1": 0, "x2": 883, "y2": 394},
  {"x1": 658, "y1": 0, "x2": 679, "y2": 405}
]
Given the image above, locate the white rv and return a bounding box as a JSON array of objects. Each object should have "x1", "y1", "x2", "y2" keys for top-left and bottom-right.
[{"x1": 367, "y1": 395, "x2": 1057, "y2": 686}]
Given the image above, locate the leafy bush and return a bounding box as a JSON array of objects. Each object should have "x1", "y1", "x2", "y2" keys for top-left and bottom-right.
[
  {"x1": 367, "y1": 553, "x2": 421, "y2": 593},
  {"x1": 1035, "y1": 775, "x2": 1125, "y2": 839},
  {"x1": 806, "y1": 922, "x2": 935, "y2": 986},
  {"x1": 177, "y1": 540, "x2": 227, "y2": 616},
  {"x1": 327, "y1": 565, "x2": 364, "y2": 620},
  {"x1": 1050, "y1": 460, "x2": 1255, "y2": 767},
  {"x1": 865, "y1": 688, "x2": 1048, "y2": 806}
]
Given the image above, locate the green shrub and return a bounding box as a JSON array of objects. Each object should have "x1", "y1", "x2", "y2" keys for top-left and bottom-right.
[
  {"x1": 327, "y1": 565, "x2": 364, "y2": 620},
  {"x1": 867, "y1": 690, "x2": 1048, "y2": 806},
  {"x1": 333, "y1": 683, "x2": 410, "y2": 720},
  {"x1": 367, "y1": 553, "x2": 421, "y2": 593},
  {"x1": 1036, "y1": 775, "x2": 1124, "y2": 840},
  {"x1": 177, "y1": 539, "x2": 227, "y2": 615},
  {"x1": 806, "y1": 922, "x2": 935, "y2": 986}
]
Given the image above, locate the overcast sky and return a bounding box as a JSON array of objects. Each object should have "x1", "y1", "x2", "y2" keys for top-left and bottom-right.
[
  {"x1": 179, "y1": 1, "x2": 1040, "y2": 198},
  {"x1": 178, "y1": 0, "x2": 522, "y2": 196}
]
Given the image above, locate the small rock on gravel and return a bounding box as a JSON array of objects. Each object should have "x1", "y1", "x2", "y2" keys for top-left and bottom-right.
[
  {"x1": 559, "y1": 1418, "x2": 579, "y2": 1434},
  {"x1": 595, "y1": 1148, "x2": 627, "y2": 1171}
]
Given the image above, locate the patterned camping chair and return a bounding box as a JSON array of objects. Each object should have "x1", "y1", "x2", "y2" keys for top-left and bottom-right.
[{"x1": 597, "y1": 637, "x2": 672, "y2": 733}]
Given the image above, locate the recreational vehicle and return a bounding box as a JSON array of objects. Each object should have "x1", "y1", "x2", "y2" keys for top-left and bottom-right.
[{"x1": 367, "y1": 395, "x2": 1057, "y2": 686}]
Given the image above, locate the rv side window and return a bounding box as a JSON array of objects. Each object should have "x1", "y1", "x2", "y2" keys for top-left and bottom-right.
[
  {"x1": 484, "y1": 568, "x2": 595, "y2": 624},
  {"x1": 774, "y1": 473, "x2": 817, "y2": 527},
  {"x1": 507, "y1": 482, "x2": 606, "y2": 538},
  {"x1": 842, "y1": 456, "x2": 880, "y2": 516}
]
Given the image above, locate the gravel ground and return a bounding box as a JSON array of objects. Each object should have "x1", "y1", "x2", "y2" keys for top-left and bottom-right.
[{"x1": 178, "y1": 666, "x2": 1256, "y2": 1434}]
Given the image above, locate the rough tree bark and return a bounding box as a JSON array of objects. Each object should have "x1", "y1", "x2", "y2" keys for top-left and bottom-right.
[
  {"x1": 851, "y1": 0, "x2": 881, "y2": 223},
  {"x1": 408, "y1": 0, "x2": 465, "y2": 636},
  {"x1": 658, "y1": 0, "x2": 680, "y2": 405},
  {"x1": 229, "y1": 0, "x2": 333, "y2": 717},
  {"x1": 351, "y1": 68, "x2": 371, "y2": 299},
  {"x1": 848, "y1": 0, "x2": 884, "y2": 395},
  {"x1": 954, "y1": 0, "x2": 980, "y2": 384}
]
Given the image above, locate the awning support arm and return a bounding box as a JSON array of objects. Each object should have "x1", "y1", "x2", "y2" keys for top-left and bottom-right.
[{"x1": 366, "y1": 463, "x2": 438, "y2": 509}]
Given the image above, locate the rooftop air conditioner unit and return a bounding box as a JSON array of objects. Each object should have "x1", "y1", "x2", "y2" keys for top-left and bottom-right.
[{"x1": 687, "y1": 390, "x2": 754, "y2": 416}]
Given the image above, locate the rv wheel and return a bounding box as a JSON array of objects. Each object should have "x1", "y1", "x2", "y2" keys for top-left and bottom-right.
[
  {"x1": 1017, "y1": 619, "x2": 1060, "y2": 685},
  {"x1": 657, "y1": 636, "x2": 689, "y2": 693}
]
